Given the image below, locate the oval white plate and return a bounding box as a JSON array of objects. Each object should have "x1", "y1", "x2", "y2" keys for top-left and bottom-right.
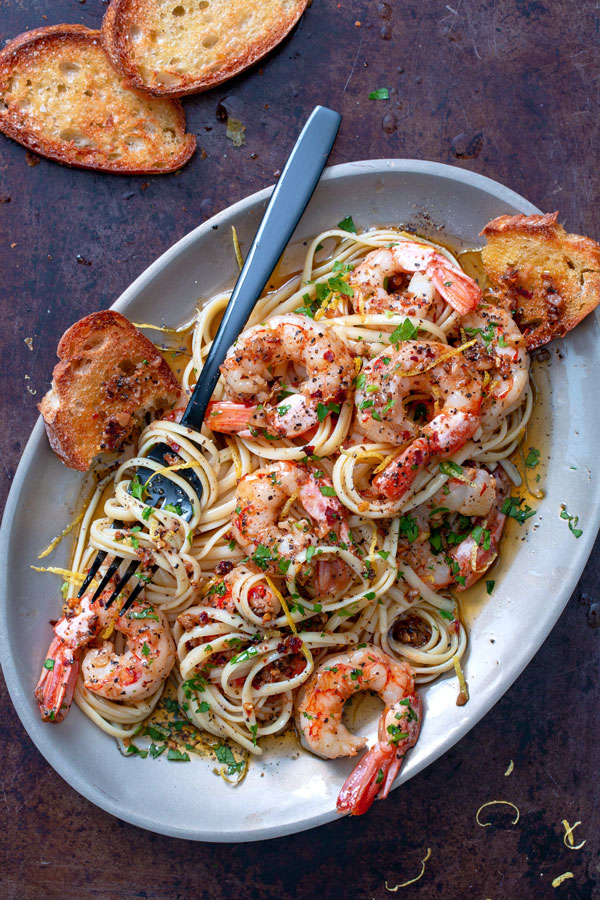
[{"x1": 2, "y1": 160, "x2": 599, "y2": 841}]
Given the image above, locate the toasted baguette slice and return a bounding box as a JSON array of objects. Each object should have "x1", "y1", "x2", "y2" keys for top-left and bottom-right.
[
  {"x1": 0, "y1": 25, "x2": 195, "y2": 173},
  {"x1": 101, "y1": 0, "x2": 307, "y2": 97},
  {"x1": 39, "y1": 311, "x2": 181, "y2": 471},
  {"x1": 481, "y1": 212, "x2": 600, "y2": 349}
]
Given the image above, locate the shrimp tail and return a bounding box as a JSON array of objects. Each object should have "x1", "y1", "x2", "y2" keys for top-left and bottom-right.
[
  {"x1": 336, "y1": 742, "x2": 398, "y2": 815},
  {"x1": 372, "y1": 436, "x2": 432, "y2": 500},
  {"x1": 427, "y1": 256, "x2": 481, "y2": 315},
  {"x1": 205, "y1": 401, "x2": 257, "y2": 434},
  {"x1": 35, "y1": 637, "x2": 80, "y2": 723}
]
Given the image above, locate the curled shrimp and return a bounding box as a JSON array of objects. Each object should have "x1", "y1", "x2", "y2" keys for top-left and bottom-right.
[
  {"x1": 355, "y1": 341, "x2": 482, "y2": 500},
  {"x1": 231, "y1": 461, "x2": 352, "y2": 595},
  {"x1": 295, "y1": 644, "x2": 421, "y2": 815},
  {"x1": 400, "y1": 465, "x2": 510, "y2": 591},
  {"x1": 348, "y1": 240, "x2": 481, "y2": 317},
  {"x1": 461, "y1": 304, "x2": 530, "y2": 432},
  {"x1": 35, "y1": 591, "x2": 175, "y2": 721},
  {"x1": 205, "y1": 313, "x2": 355, "y2": 438}
]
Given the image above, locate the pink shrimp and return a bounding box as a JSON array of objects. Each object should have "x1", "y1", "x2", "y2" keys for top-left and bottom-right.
[
  {"x1": 35, "y1": 591, "x2": 175, "y2": 721},
  {"x1": 355, "y1": 342, "x2": 482, "y2": 501},
  {"x1": 294, "y1": 644, "x2": 421, "y2": 815},
  {"x1": 205, "y1": 313, "x2": 354, "y2": 438},
  {"x1": 349, "y1": 240, "x2": 481, "y2": 317},
  {"x1": 399, "y1": 465, "x2": 510, "y2": 591}
]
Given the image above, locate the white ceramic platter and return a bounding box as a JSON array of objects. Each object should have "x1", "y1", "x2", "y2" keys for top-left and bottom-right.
[{"x1": 2, "y1": 160, "x2": 599, "y2": 841}]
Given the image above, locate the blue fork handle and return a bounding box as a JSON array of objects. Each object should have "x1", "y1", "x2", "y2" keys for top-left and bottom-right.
[{"x1": 180, "y1": 105, "x2": 342, "y2": 432}]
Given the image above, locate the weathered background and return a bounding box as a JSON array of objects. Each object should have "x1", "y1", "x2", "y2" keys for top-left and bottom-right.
[{"x1": 1, "y1": 0, "x2": 599, "y2": 897}]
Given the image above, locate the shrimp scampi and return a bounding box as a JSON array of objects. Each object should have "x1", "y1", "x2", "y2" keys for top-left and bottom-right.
[
  {"x1": 206, "y1": 314, "x2": 355, "y2": 438},
  {"x1": 295, "y1": 645, "x2": 421, "y2": 815},
  {"x1": 348, "y1": 239, "x2": 482, "y2": 317},
  {"x1": 35, "y1": 591, "x2": 175, "y2": 721},
  {"x1": 355, "y1": 341, "x2": 483, "y2": 501}
]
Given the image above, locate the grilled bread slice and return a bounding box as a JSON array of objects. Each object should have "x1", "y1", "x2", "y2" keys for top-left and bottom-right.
[
  {"x1": 39, "y1": 311, "x2": 181, "y2": 471},
  {"x1": 101, "y1": 0, "x2": 307, "y2": 97},
  {"x1": 0, "y1": 25, "x2": 195, "y2": 173},
  {"x1": 481, "y1": 212, "x2": 600, "y2": 349}
]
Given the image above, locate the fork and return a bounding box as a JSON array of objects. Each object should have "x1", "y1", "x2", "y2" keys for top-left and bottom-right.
[{"x1": 77, "y1": 105, "x2": 342, "y2": 614}]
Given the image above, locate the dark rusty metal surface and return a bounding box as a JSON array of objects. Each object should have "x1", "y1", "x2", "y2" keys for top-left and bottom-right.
[{"x1": 1, "y1": 0, "x2": 599, "y2": 897}]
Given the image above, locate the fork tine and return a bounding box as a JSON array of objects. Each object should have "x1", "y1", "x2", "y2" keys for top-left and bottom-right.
[
  {"x1": 89, "y1": 556, "x2": 122, "y2": 603},
  {"x1": 77, "y1": 550, "x2": 108, "y2": 598},
  {"x1": 104, "y1": 559, "x2": 141, "y2": 609},
  {"x1": 120, "y1": 566, "x2": 158, "y2": 615}
]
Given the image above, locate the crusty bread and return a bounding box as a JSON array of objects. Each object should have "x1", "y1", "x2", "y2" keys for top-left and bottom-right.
[
  {"x1": 39, "y1": 311, "x2": 181, "y2": 471},
  {"x1": 101, "y1": 0, "x2": 307, "y2": 97},
  {"x1": 0, "y1": 25, "x2": 195, "y2": 173},
  {"x1": 481, "y1": 212, "x2": 600, "y2": 349}
]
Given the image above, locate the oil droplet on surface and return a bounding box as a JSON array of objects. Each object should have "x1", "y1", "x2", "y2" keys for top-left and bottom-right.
[
  {"x1": 587, "y1": 601, "x2": 600, "y2": 628},
  {"x1": 379, "y1": 24, "x2": 392, "y2": 39},
  {"x1": 378, "y1": 2, "x2": 392, "y2": 18}
]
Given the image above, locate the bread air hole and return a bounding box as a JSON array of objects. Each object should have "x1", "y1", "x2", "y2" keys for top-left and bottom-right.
[
  {"x1": 57, "y1": 84, "x2": 67, "y2": 94},
  {"x1": 118, "y1": 359, "x2": 136, "y2": 376},
  {"x1": 172, "y1": 5, "x2": 185, "y2": 14},
  {"x1": 130, "y1": 25, "x2": 143, "y2": 42},
  {"x1": 202, "y1": 33, "x2": 219, "y2": 48},
  {"x1": 198, "y1": 1, "x2": 209, "y2": 7},
  {"x1": 0, "y1": 97, "x2": 7, "y2": 113},
  {"x1": 58, "y1": 62, "x2": 80, "y2": 81},
  {"x1": 59, "y1": 129, "x2": 93, "y2": 147}
]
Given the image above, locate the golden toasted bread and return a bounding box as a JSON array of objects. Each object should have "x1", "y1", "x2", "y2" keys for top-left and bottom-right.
[
  {"x1": 0, "y1": 25, "x2": 195, "y2": 173},
  {"x1": 39, "y1": 311, "x2": 181, "y2": 471},
  {"x1": 101, "y1": 0, "x2": 307, "y2": 97},
  {"x1": 481, "y1": 212, "x2": 600, "y2": 349}
]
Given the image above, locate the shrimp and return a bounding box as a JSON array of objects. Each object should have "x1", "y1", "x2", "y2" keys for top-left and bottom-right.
[
  {"x1": 348, "y1": 240, "x2": 481, "y2": 317},
  {"x1": 205, "y1": 313, "x2": 355, "y2": 438},
  {"x1": 295, "y1": 645, "x2": 421, "y2": 815},
  {"x1": 400, "y1": 465, "x2": 510, "y2": 591},
  {"x1": 231, "y1": 461, "x2": 352, "y2": 593},
  {"x1": 355, "y1": 341, "x2": 482, "y2": 500},
  {"x1": 35, "y1": 592, "x2": 175, "y2": 721},
  {"x1": 461, "y1": 304, "x2": 529, "y2": 432}
]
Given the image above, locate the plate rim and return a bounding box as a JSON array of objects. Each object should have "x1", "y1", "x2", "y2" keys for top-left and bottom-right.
[{"x1": 2, "y1": 158, "x2": 598, "y2": 841}]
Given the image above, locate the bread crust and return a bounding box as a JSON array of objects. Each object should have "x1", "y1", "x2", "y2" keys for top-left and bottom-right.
[
  {"x1": 39, "y1": 311, "x2": 181, "y2": 471},
  {"x1": 481, "y1": 212, "x2": 600, "y2": 349},
  {"x1": 0, "y1": 24, "x2": 195, "y2": 173},
  {"x1": 101, "y1": 0, "x2": 307, "y2": 97}
]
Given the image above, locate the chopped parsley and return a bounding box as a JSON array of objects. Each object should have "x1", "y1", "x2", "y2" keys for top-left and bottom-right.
[
  {"x1": 214, "y1": 743, "x2": 245, "y2": 775},
  {"x1": 319, "y1": 485, "x2": 337, "y2": 497},
  {"x1": 398, "y1": 513, "x2": 419, "y2": 543},
  {"x1": 525, "y1": 447, "x2": 540, "y2": 468},
  {"x1": 368, "y1": 88, "x2": 390, "y2": 100},
  {"x1": 560, "y1": 507, "x2": 583, "y2": 538},
  {"x1": 167, "y1": 748, "x2": 190, "y2": 762},
  {"x1": 337, "y1": 215, "x2": 357, "y2": 234},
  {"x1": 389, "y1": 318, "x2": 419, "y2": 346},
  {"x1": 439, "y1": 461, "x2": 464, "y2": 478},
  {"x1": 129, "y1": 475, "x2": 144, "y2": 500},
  {"x1": 486, "y1": 580, "x2": 495, "y2": 595},
  {"x1": 501, "y1": 496, "x2": 536, "y2": 524},
  {"x1": 164, "y1": 503, "x2": 183, "y2": 515}
]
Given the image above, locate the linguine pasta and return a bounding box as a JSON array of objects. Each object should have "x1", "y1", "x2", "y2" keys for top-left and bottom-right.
[{"x1": 56, "y1": 226, "x2": 532, "y2": 757}]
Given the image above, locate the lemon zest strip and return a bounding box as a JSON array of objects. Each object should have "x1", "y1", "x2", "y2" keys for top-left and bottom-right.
[
  {"x1": 30, "y1": 566, "x2": 85, "y2": 585},
  {"x1": 453, "y1": 655, "x2": 469, "y2": 703},
  {"x1": 385, "y1": 848, "x2": 432, "y2": 890},
  {"x1": 552, "y1": 873, "x2": 574, "y2": 888},
  {"x1": 476, "y1": 800, "x2": 520, "y2": 827},
  {"x1": 504, "y1": 760, "x2": 514, "y2": 777},
  {"x1": 38, "y1": 512, "x2": 84, "y2": 559},
  {"x1": 264, "y1": 575, "x2": 312, "y2": 668},
  {"x1": 232, "y1": 226, "x2": 244, "y2": 271},
  {"x1": 226, "y1": 438, "x2": 243, "y2": 479},
  {"x1": 562, "y1": 820, "x2": 586, "y2": 850}
]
